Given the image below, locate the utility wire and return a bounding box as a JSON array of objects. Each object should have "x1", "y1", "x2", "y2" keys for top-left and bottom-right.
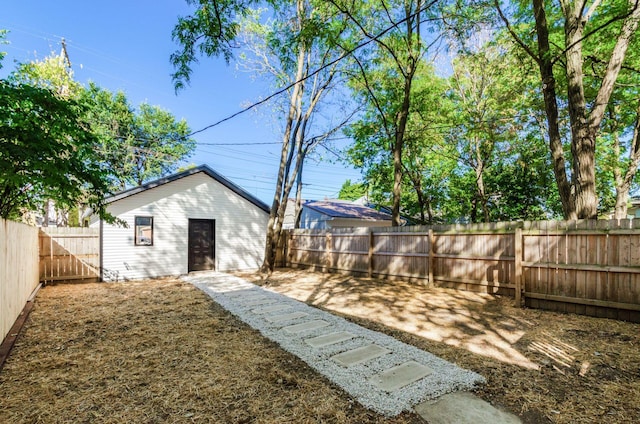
[{"x1": 185, "y1": 2, "x2": 435, "y2": 138}]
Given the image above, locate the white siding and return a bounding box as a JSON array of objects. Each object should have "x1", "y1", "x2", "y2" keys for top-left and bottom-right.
[
  {"x1": 94, "y1": 172, "x2": 268, "y2": 281},
  {"x1": 300, "y1": 207, "x2": 329, "y2": 229}
]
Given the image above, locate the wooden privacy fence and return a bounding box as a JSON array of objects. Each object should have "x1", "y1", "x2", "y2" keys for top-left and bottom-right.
[
  {"x1": 284, "y1": 219, "x2": 640, "y2": 323},
  {"x1": 39, "y1": 227, "x2": 100, "y2": 284},
  {"x1": 1, "y1": 218, "x2": 39, "y2": 343}
]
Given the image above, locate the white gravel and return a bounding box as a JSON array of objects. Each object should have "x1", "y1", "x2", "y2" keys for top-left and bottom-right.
[{"x1": 183, "y1": 272, "x2": 485, "y2": 417}]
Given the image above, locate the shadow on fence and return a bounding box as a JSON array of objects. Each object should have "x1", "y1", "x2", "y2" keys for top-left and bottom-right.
[{"x1": 39, "y1": 228, "x2": 100, "y2": 284}]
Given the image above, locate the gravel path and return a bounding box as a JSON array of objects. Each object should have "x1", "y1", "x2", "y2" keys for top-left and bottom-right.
[{"x1": 184, "y1": 272, "x2": 485, "y2": 417}]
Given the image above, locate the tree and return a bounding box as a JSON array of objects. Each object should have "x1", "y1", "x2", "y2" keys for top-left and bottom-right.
[
  {"x1": 338, "y1": 179, "x2": 367, "y2": 200},
  {"x1": 0, "y1": 79, "x2": 112, "y2": 221},
  {"x1": 329, "y1": 0, "x2": 441, "y2": 226},
  {"x1": 79, "y1": 83, "x2": 137, "y2": 191},
  {"x1": 172, "y1": 0, "x2": 351, "y2": 271},
  {"x1": 130, "y1": 103, "x2": 195, "y2": 185},
  {"x1": 345, "y1": 60, "x2": 456, "y2": 224},
  {"x1": 495, "y1": 0, "x2": 640, "y2": 219},
  {"x1": 80, "y1": 84, "x2": 196, "y2": 189},
  {"x1": 446, "y1": 40, "x2": 536, "y2": 222},
  {"x1": 3, "y1": 44, "x2": 196, "y2": 223}
]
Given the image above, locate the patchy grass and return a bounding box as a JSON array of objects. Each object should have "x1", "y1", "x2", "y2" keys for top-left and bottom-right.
[
  {"x1": 0, "y1": 279, "x2": 422, "y2": 424},
  {"x1": 235, "y1": 268, "x2": 640, "y2": 424}
]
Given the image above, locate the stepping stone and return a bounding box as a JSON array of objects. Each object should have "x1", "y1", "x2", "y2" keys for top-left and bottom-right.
[
  {"x1": 244, "y1": 297, "x2": 278, "y2": 307},
  {"x1": 305, "y1": 331, "x2": 356, "y2": 348},
  {"x1": 265, "y1": 311, "x2": 309, "y2": 323},
  {"x1": 283, "y1": 320, "x2": 330, "y2": 335},
  {"x1": 251, "y1": 304, "x2": 292, "y2": 314},
  {"x1": 225, "y1": 290, "x2": 259, "y2": 298},
  {"x1": 370, "y1": 361, "x2": 432, "y2": 392},
  {"x1": 331, "y1": 344, "x2": 390, "y2": 367},
  {"x1": 235, "y1": 294, "x2": 266, "y2": 301},
  {"x1": 414, "y1": 392, "x2": 521, "y2": 424}
]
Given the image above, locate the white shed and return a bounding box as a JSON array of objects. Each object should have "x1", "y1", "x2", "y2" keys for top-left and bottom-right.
[{"x1": 91, "y1": 165, "x2": 270, "y2": 281}]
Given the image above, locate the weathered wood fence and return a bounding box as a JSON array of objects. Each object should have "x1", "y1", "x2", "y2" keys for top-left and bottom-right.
[
  {"x1": 1, "y1": 219, "x2": 39, "y2": 343},
  {"x1": 284, "y1": 219, "x2": 640, "y2": 323},
  {"x1": 39, "y1": 227, "x2": 100, "y2": 284}
]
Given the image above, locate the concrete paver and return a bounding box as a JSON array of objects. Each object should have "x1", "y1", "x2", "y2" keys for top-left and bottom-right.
[
  {"x1": 282, "y1": 320, "x2": 330, "y2": 334},
  {"x1": 264, "y1": 311, "x2": 309, "y2": 323},
  {"x1": 304, "y1": 331, "x2": 356, "y2": 348},
  {"x1": 244, "y1": 297, "x2": 278, "y2": 307},
  {"x1": 414, "y1": 392, "x2": 521, "y2": 424},
  {"x1": 370, "y1": 361, "x2": 432, "y2": 392},
  {"x1": 251, "y1": 304, "x2": 291, "y2": 314},
  {"x1": 331, "y1": 344, "x2": 391, "y2": 367}
]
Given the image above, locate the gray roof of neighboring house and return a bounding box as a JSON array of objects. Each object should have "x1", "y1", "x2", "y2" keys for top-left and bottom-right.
[
  {"x1": 104, "y1": 165, "x2": 270, "y2": 213},
  {"x1": 303, "y1": 200, "x2": 393, "y2": 221}
]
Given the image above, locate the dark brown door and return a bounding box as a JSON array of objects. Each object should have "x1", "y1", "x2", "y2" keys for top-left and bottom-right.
[{"x1": 188, "y1": 219, "x2": 215, "y2": 272}]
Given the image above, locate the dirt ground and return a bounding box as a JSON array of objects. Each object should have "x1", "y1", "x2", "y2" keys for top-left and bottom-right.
[
  {"x1": 0, "y1": 270, "x2": 638, "y2": 423},
  {"x1": 235, "y1": 268, "x2": 640, "y2": 424}
]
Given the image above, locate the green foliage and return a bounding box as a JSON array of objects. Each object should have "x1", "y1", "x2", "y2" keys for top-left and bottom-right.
[
  {"x1": 0, "y1": 30, "x2": 7, "y2": 68},
  {"x1": 80, "y1": 84, "x2": 196, "y2": 188},
  {"x1": 79, "y1": 83, "x2": 137, "y2": 191},
  {"x1": 0, "y1": 80, "x2": 112, "y2": 221},
  {"x1": 171, "y1": 0, "x2": 261, "y2": 91},
  {"x1": 9, "y1": 54, "x2": 81, "y2": 95},
  {"x1": 131, "y1": 103, "x2": 195, "y2": 185},
  {"x1": 338, "y1": 179, "x2": 366, "y2": 201},
  {"x1": 1, "y1": 44, "x2": 196, "y2": 222}
]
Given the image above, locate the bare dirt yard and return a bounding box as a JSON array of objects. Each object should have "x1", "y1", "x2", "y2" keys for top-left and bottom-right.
[
  {"x1": 235, "y1": 268, "x2": 640, "y2": 424},
  {"x1": 1, "y1": 270, "x2": 638, "y2": 423}
]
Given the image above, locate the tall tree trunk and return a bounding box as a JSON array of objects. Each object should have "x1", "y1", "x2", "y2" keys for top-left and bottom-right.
[
  {"x1": 532, "y1": 0, "x2": 575, "y2": 219},
  {"x1": 563, "y1": 2, "x2": 597, "y2": 218},
  {"x1": 261, "y1": 28, "x2": 307, "y2": 273},
  {"x1": 614, "y1": 100, "x2": 640, "y2": 219},
  {"x1": 293, "y1": 162, "x2": 305, "y2": 228}
]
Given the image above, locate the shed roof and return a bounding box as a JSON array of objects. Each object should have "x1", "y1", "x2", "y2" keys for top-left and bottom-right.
[
  {"x1": 303, "y1": 200, "x2": 392, "y2": 221},
  {"x1": 105, "y1": 165, "x2": 270, "y2": 213}
]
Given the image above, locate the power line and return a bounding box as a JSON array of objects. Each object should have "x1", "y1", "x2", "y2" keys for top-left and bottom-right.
[
  {"x1": 198, "y1": 141, "x2": 282, "y2": 146},
  {"x1": 185, "y1": 2, "x2": 434, "y2": 138}
]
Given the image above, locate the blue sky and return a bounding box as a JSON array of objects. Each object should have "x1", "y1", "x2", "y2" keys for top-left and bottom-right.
[{"x1": 0, "y1": 1, "x2": 362, "y2": 204}]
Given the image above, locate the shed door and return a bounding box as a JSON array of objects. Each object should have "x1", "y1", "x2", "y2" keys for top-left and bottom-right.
[{"x1": 188, "y1": 219, "x2": 215, "y2": 272}]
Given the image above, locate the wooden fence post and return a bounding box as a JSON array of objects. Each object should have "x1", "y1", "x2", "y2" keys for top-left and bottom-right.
[
  {"x1": 514, "y1": 228, "x2": 523, "y2": 307},
  {"x1": 428, "y1": 229, "x2": 434, "y2": 287},
  {"x1": 325, "y1": 232, "x2": 332, "y2": 272},
  {"x1": 368, "y1": 229, "x2": 374, "y2": 278}
]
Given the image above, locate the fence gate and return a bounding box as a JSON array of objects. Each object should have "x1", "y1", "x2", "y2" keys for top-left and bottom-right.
[{"x1": 39, "y1": 227, "x2": 100, "y2": 284}]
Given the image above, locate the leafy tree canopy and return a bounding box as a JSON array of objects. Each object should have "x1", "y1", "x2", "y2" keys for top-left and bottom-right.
[
  {"x1": 0, "y1": 79, "x2": 112, "y2": 221},
  {"x1": 0, "y1": 35, "x2": 196, "y2": 222},
  {"x1": 338, "y1": 179, "x2": 367, "y2": 201}
]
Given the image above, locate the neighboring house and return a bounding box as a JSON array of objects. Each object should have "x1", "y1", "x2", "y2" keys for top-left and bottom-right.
[
  {"x1": 604, "y1": 196, "x2": 640, "y2": 220},
  {"x1": 90, "y1": 165, "x2": 270, "y2": 281},
  {"x1": 622, "y1": 197, "x2": 640, "y2": 219},
  {"x1": 298, "y1": 199, "x2": 396, "y2": 229}
]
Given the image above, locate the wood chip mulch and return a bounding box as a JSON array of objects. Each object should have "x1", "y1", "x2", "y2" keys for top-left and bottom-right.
[{"x1": 0, "y1": 279, "x2": 422, "y2": 424}]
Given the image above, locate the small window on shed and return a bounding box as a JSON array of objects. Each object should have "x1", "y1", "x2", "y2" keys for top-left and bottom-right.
[{"x1": 134, "y1": 216, "x2": 153, "y2": 246}]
